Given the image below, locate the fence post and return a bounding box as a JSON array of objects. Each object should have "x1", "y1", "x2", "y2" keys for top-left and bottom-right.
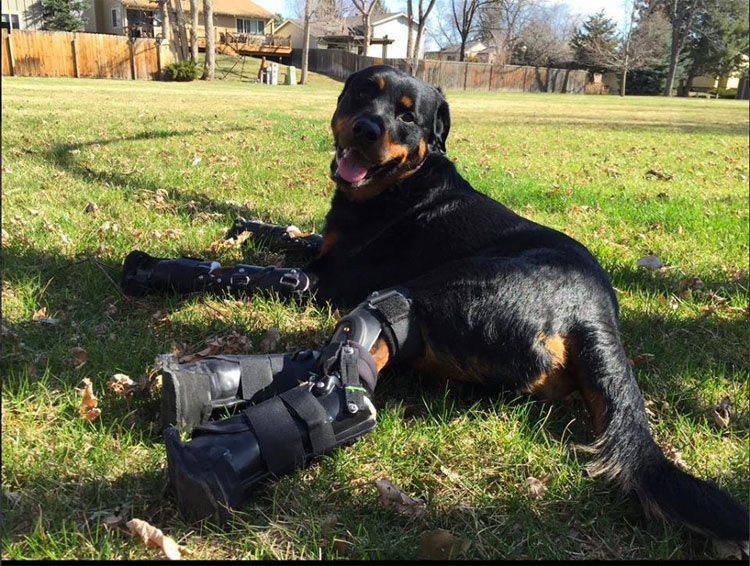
[
  {"x1": 522, "y1": 67, "x2": 527, "y2": 92},
  {"x1": 488, "y1": 64, "x2": 493, "y2": 91},
  {"x1": 72, "y1": 34, "x2": 79, "y2": 78},
  {"x1": 129, "y1": 38, "x2": 136, "y2": 80},
  {"x1": 7, "y1": 32, "x2": 15, "y2": 76},
  {"x1": 155, "y1": 39, "x2": 162, "y2": 79}
]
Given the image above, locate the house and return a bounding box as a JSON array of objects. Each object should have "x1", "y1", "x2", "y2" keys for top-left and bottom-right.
[
  {"x1": 425, "y1": 40, "x2": 487, "y2": 62},
  {"x1": 274, "y1": 13, "x2": 423, "y2": 60},
  {"x1": 1, "y1": 0, "x2": 42, "y2": 30},
  {"x1": 82, "y1": 0, "x2": 273, "y2": 40}
]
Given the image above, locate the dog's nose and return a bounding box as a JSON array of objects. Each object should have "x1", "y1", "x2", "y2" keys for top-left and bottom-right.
[{"x1": 352, "y1": 118, "x2": 381, "y2": 144}]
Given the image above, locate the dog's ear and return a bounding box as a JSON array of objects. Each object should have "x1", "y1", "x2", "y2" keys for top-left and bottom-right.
[{"x1": 429, "y1": 90, "x2": 450, "y2": 154}]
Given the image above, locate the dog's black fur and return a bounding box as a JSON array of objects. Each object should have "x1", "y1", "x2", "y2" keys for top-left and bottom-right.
[{"x1": 301, "y1": 65, "x2": 748, "y2": 547}]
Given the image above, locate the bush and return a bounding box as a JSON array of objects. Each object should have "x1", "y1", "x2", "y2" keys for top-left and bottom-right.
[
  {"x1": 164, "y1": 61, "x2": 199, "y2": 82},
  {"x1": 625, "y1": 68, "x2": 667, "y2": 96},
  {"x1": 707, "y1": 87, "x2": 737, "y2": 99}
]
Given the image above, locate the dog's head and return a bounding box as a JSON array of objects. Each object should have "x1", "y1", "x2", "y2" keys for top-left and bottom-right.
[{"x1": 330, "y1": 65, "x2": 450, "y2": 200}]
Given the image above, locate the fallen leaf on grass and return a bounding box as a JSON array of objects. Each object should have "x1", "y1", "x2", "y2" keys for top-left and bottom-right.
[
  {"x1": 31, "y1": 307, "x2": 59, "y2": 326},
  {"x1": 526, "y1": 474, "x2": 549, "y2": 498},
  {"x1": 259, "y1": 327, "x2": 281, "y2": 353},
  {"x1": 677, "y1": 276, "x2": 704, "y2": 291},
  {"x1": 84, "y1": 201, "x2": 99, "y2": 213},
  {"x1": 645, "y1": 169, "x2": 673, "y2": 181},
  {"x1": 127, "y1": 518, "x2": 183, "y2": 560},
  {"x1": 178, "y1": 331, "x2": 252, "y2": 363},
  {"x1": 711, "y1": 396, "x2": 732, "y2": 429},
  {"x1": 72, "y1": 346, "x2": 89, "y2": 370},
  {"x1": 78, "y1": 378, "x2": 101, "y2": 421},
  {"x1": 629, "y1": 353, "x2": 655, "y2": 367},
  {"x1": 440, "y1": 466, "x2": 461, "y2": 483},
  {"x1": 713, "y1": 539, "x2": 743, "y2": 560},
  {"x1": 89, "y1": 504, "x2": 130, "y2": 528},
  {"x1": 107, "y1": 373, "x2": 139, "y2": 396},
  {"x1": 374, "y1": 479, "x2": 426, "y2": 518},
  {"x1": 4, "y1": 490, "x2": 23, "y2": 507},
  {"x1": 418, "y1": 529, "x2": 470, "y2": 560},
  {"x1": 637, "y1": 254, "x2": 665, "y2": 270}
]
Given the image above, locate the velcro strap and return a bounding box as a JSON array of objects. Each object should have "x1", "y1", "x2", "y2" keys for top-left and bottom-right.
[
  {"x1": 345, "y1": 341, "x2": 378, "y2": 393},
  {"x1": 280, "y1": 387, "x2": 336, "y2": 454},
  {"x1": 367, "y1": 288, "x2": 422, "y2": 360},
  {"x1": 237, "y1": 356, "x2": 276, "y2": 400},
  {"x1": 243, "y1": 397, "x2": 305, "y2": 475},
  {"x1": 340, "y1": 345, "x2": 365, "y2": 411}
]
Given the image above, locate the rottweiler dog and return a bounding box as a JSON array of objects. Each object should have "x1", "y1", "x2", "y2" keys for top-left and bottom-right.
[{"x1": 300, "y1": 65, "x2": 747, "y2": 548}]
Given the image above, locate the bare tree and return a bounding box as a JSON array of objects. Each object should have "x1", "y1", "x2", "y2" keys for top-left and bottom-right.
[
  {"x1": 405, "y1": 0, "x2": 438, "y2": 71},
  {"x1": 189, "y1": 0, "x2": 198, "y2": 62},
  {"x1": 451, "y1": 0, "x2": 490, "y2": 62},
  {"x1": 660, "y1": 0, "x2": 703, "y2": 96},
  {"x1": 201, "y1": 0, "x2": 215, "y2": 79},
  {"x1": 406, "y1": 0, "x2": 414, "y2": 64},
  {"x1": 478, "y1": 0, "x2": 538, "y2": 64},
  {"x1": 514, "y1": 2, "x2": 577, "y2": 66},
  {"x1": 578, "y1": 1, "x2": 668, "y2": 96},
  {"x1": 301, "y1": 0, "x2": 322, "y2": 84},
  {"x1": 351, "y1": 0, "x2": 378, "y2": 56},
  {"x1": 173, "y1": 0, "x2": 189, "y2": 61}
]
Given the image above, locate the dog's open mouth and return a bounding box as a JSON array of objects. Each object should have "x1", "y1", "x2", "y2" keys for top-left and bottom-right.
[{"x1": 335, "y1": 148, "x2": 400, "y2": 186}]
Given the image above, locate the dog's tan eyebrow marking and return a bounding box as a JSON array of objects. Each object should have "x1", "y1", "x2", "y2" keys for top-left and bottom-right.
[
  {"x1": 400, "y1": 95, "x2": 413, "y2": 109},
  {"x1": 375, "y1": 76, "x2": 386, "y2": 90}
]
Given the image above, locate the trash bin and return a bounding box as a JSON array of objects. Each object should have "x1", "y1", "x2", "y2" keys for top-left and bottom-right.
[{"x1": 285, "y1": 66, "x2": 297, "y2": 86}]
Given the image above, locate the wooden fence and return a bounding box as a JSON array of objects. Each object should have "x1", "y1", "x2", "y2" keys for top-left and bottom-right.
[
  {"x1": 2, "y1": 30, "x2": 163, "y2": 80},
  {"x1": 291, "y1": 49, "x2": 587, "y2": 94}
]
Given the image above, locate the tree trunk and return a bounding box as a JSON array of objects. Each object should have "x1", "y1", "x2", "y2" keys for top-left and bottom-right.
[
  {"x1": 459, "y1": 32, "x2": 468, "y2": 62},
  {"x1": 159, "y1": 0, "x2": 171, "y2": 42},
  {"x1": 201, "y1": 0, "x2": 214, "y2": 80},
  {"x1": 362, "y1": 11, "x2": 371, "y2": 56},
  {"x1": 406, "y1": 0, "x2": 414, "y2": 71},
  {"x1": 301, "y1": 6, "x2": 311, "y2": 84},
  {"x1": 189, "y1": 0, "x2": 198, "y2": 62},
  {"x1": 620, "y1": 68, "x2": 627, "y2": 96},
  {"x1": 663, "y1": 19, "x2": 680, "y2": 96},
  {"x1": 413, "y1": 22, "x2": 425, "y2": 69},
  {"x1": 174, "y1": 0, "x2": 189, "y2": 61}
]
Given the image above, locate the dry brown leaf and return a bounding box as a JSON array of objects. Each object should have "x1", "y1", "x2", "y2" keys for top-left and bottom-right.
[
  {"x1": 677, "y1": 276, "x2": 704, "y2": 291},
  {"x1": 440, "y1": 465, "x2": 461, "y2": 483},
  {"x1": 712, "y1": 539, "x2": 744, "y2": 560},
  {"x1": 78, "y1": 378, "x2": 101, "y2": 421},
  {"x1": 32, "y1": 307, "x2": 59, "y2": 326},
  {"x1": 637, "y1": 254, "x2": 665, "y2": 270},
  {"x1": 526, "y1": 474, "x2": 549, "y2": 498},
  {"x1": 645, "y1": 169, "x2": 673, "y2": 181},
  {"x1": 107, "y1": 373, "x2": 139, "y2": 396},
  {"x1": 259, "y1": 327, "x2": 281, "y2": 353},
  {"x1": 374, "y1": 479, "x2": 426, "y2": 518},
  {"x1": 89, "y1": 504, "x2": 130, "y2": 528},
  {"x1": 418, "y1": 529, "x2": 470, "y2": 560},
  {"x1": 127, "y1": 518, "x2": 182, "y2": 560},
  {"x1": 72, "y1": 346, "x2": 89, "y2": 370},
  {"x1": 84, "y1": 201, "x2": 99, "y2": 213},
  {"x1": 629, "y1": 353, "x2": 655, "y2": 367},
  {"x1": 711, "y1": 396, "x2": 732, "y2": 429},
  {"x1": 178, "y1": 332, "x2": 252, "y2": 363}
]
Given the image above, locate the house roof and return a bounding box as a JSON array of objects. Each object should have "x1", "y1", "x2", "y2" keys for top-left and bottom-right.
[
  {"x1": 437, "y1": 40, "x2": 486, "y2": 54},
  {"x1": 275, "y1": 12, "x2": 415, "y2": 39},
  {"x1": 123, "y1": 0, "x2": 273, "y2": 19}
]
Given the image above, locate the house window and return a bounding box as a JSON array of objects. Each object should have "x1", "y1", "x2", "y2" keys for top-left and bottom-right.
[
  {"x1": 112, "y1": 8, "x2": 121, "y2": 28},
  {"x1": 0, "y1": 13, "x2": 22, "y2": 30},
  {"x1": 236, "y1": 18, "x2": 265, "y2": 34}
]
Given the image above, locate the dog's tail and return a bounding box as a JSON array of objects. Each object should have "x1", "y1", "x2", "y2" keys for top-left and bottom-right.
[{"x1": 575, "y1": 323, "x2": 749, "y2": 549}]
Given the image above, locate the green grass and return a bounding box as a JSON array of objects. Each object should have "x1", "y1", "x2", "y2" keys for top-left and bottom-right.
[{"x1": 1, "y1": 76, "x2": 748, "y2": 560}]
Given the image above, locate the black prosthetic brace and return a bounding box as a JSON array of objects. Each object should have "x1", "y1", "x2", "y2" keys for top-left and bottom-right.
[
  {"x1": 162, "y1": 289, "x2": 422, "y2": 523},
  {"x1": 164, "y1": 340, "x2": 379, "y2": 523},
  {"x1": 121, "y1": 250, "x2": 316, "y2": 298},
  {"x1": 226, "y1": 217, "x2": 323, "y2": 264}
]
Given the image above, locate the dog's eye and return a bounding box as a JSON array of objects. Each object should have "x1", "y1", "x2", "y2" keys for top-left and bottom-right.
[{"x1": 400, "y1": 112, "x2": 415, "y2": 123}]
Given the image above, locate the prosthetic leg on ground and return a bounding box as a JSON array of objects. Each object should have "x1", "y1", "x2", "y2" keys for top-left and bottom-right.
[{"x1": 162, "y1": 289, "x2": 422, "y2": 523}]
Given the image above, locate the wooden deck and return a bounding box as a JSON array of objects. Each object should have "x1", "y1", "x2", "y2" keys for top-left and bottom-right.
[{"x1": 198, "y1": 34, "x2": 292, "y2": 57}]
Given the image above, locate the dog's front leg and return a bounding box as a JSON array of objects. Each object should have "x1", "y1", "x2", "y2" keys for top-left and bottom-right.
[
  {"x1": 120, "y1": 250, "x2": 317, "y2": 299},
  {"x1": 225, "y1": 217, "x2": 323, "y2": 265}
]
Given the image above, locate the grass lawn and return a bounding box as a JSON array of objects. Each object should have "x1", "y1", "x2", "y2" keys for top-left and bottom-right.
[{"x1": 1, "y1": 75, "x2": 748, "y2": 560}]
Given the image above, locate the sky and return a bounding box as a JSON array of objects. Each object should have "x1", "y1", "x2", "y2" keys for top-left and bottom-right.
[{"x1": 255, "y1": 0, "x2": 628, "y2": 24}]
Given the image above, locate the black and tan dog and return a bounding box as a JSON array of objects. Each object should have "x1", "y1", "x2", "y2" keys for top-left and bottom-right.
[
  {"x1": 125, "y1": 65, "x2": 748, "y2": 548},
  {"x1": 310, "y1": 65, "x2": 748, "y2": 547}
]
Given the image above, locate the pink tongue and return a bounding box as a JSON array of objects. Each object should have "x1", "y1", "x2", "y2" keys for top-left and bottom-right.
[{"x1": 337, "y1": 151, "x2": 369, "y2": 183}]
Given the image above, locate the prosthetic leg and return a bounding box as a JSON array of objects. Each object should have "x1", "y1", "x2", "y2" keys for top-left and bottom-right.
[{"x1": 162, "y1": 289, "x2": 422, "y2": 523}]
